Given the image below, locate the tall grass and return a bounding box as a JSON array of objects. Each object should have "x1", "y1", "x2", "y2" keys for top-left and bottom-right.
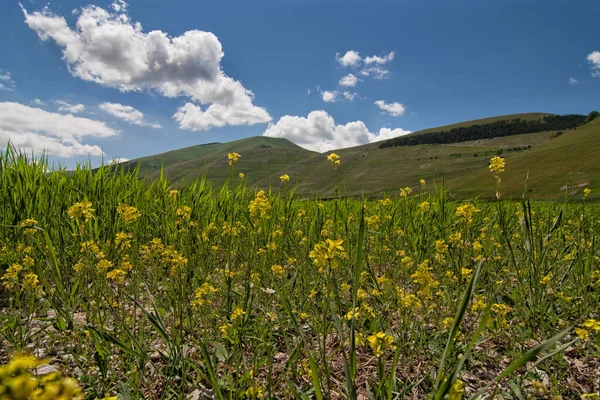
[{"x1": 0, "y1": 146, "x2": 598, "y2": 399}]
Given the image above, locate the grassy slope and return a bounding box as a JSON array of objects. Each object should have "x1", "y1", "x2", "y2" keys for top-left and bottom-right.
[
  {"x1": 125, "y1": 113, "x2": 599, "y2": 200},
  {"x1": 122, "y1": 136, "x2": 318, "y2": 187},
  {"x1": 262, "y1": 117, "x2": 598, "y2": 200}
]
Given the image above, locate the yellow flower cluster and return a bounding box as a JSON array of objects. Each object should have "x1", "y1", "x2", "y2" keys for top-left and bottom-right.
[
  {"x1": 488, "y1": 156, "x2": 505, "y2": 174},
  {"x1": 248, "y1": 190, "x2": 271, "y2": 219},
  {"x1": 245, "y1": 384, "x2": 264, "y2": 398},
  {"x1": 227, "y1": 152, "x2": 241, "y2": 166},
  {"x1": 67, "y1": 201, "x2": 94, "y2": 222},
  {"x1": 19, "y1": 218, "x2": 39, "y2": 235},
  {"x1": 367, "y1": 331, "x2": 395, "y2": 357},
  {"x1": 575, "y1": 319, "x2": 600, "y2": 342},
  {"x1": 455, "y1": 203, "x2": 480, "y2": 224},
  {"x1": 191, "y1": 283, "x2": 219, "y2": 308},
  {"x1": 271, "y1": 264, "x2": 286, "y2": 277},
  {"x1": 410, "y1": 259, "x2": 439, "y2": 299},
  {"x1": 0, "y1": 355, "x2": 83, "y2": 400},
  {"x1": 115, "y1": 232, "x2": 132, "y2": 249},
  {"x1": 399, "y1": 186, "x2": 412, "y2": 198},
  {"x1": 583, "y1": 187, "x2": 591, "y2": 199},
  {"x1": 1, "y1": 264, "x2": 23, "y2": 291},
  {"x1": 309, "y1": 239, "x2": 344, "y2": 272},
  {"x1": 327, "y1": 153, "x2": 341, "y2": 165},
  {"x1": 279, "y1": 174, "x2": 290, "y2": 183},
  {"x1": 116, "y1": 204, "x2": 141, "y2": 223}
]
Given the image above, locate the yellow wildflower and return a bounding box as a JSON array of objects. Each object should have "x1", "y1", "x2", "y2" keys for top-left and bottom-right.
[
  {"x1": 309, "y1": 239, "x2": 344, "y2": 272},
  {"x1": 67, "y1": 201, "x2": 94, "y2": 222},
  {"x1": 489, "y1": 156, "x2": 505, "y2": 174},
  {"x1": 419, "y1": 201, "x2": 430, "y2": 213},
  {"x1": 367, "y1": 331, "x2": 395, "y2": 357},
  {"x1": 116, "y1": 203, "x2": 141, "y2": 223},
  {"x1": 19, "y1": 218, "x2": 39, "y2": 235},
  {"x1": 575, "y1": 327, "x2": 589, "y2": 341},
  {"x1": 327, "y1": 152, "x2": 341, "y2": 165},
  {"x1": 231, "y1": 307, "x2": 246, "y2": 320},
  {"x1": 245, "y1": 385, "x2": 264, "y2": 398},
  {"x1": 280, "y1": 174, "x2": 290, "y2": 183},
  {"x1": 106, "y1": 269, "x2": 126, "y2": 284},
  {"x1": 248, "y1": 190, "x2": 271, "y2": 219},
  {"x1": 271, "y1": 264, "x2": 286, "y2": 277},
  {"x1": 191, "y1": 283, "x2": 219, "y2": 308},
  {"x1": 455, "y1": 203, "x2": 480, "y2": 224},
  {"x1": 227, "y1": 152, "x2": 240, "y2": 166}
]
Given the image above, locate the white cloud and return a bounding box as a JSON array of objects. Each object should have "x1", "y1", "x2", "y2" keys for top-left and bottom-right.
[
  {"x1": 336, "y1": 50, "x2": 361, "y2": 67},
  {"x1": 321, "y1": 90, "x2": 339, "y2": 103},
  {"x1": 0, "y1": 101, "x2": 117, "y2": 157},
  {"x1": 364, "y1": 51, "x2": 395, "y2": 65},
  {"x1": 587, "y1": 51, "x2": 600, "y2": 77},
  {"x1": 32, "y1": 98, "x2": 45, "y2": 105},
  {"x1": 111, "y1": 0, "x2": 127, "y2": 12},
  {"x1": 338, "y1": 73, "x2": 358, "y2": 87},
  {"x1": 99, "y1": 102, "x2": 161, "y2": 128},
  {"x1": 376, "y1": 127, "x2": 411, "y2": 141},
  {"x1": 568, "y1": 77, "x2": 580, "y2": 86},
  {"x1": 0, "y1": 71, "x2": 15, "y2": 91},
  {"x1": 263, "y1": 110, "x2": 411, "y2": 152},
  {"x1": 360, "y1": 66, "x2": 389, "y2": 79},
  {"x1": 55, "y1": 100, "x2": 85, "y2": 114},
  {"x1": 374, "y1": 100, "x2": 406, "y2": 116},
  {"x1": 342, "y1": 91, "x2": 357, "y2": 101},
  {"x1": 22, "y1": 2, "x2": 271, "y2": 131}
]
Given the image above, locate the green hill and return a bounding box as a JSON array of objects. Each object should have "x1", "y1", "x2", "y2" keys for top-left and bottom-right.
[
  {"x1": 122, "y1": 113, "x2": 599, "y2": 200},
  {"x1": 121, "y1": 136, "x2": 318, "y2": 187}
]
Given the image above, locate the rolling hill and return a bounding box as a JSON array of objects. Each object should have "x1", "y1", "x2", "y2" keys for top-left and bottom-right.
[{"x1": 120, "y1": 112, "x2": 599, "y2": 200}]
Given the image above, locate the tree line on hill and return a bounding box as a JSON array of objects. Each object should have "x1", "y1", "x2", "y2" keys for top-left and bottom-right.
[{"x1": 379, "y1": 113, "x2": 592, "y2": 148}]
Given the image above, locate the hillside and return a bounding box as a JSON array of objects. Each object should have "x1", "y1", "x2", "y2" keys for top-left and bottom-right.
[
  {"x1": 120, "y1": 136, "x2": 318, "y2": 187},
  {"x1": 122, "y1": 113, "x2": 599, "y2": 200}
]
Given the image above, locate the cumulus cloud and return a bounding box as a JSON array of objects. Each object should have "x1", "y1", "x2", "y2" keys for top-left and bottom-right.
[
  {"x1": 568, "y1": 77, "x2": 580, "y2": 86},
  {"x1": 32, "y1": 98, "x2": 45, "y2": 106},
  {"x1": 0, "y1": 101, "x2": 117, "y2": 157},
  {"x1": 99, "y1": 102, "x2": 161, "y2": 128},
  {"x1": 21, "y1": 1, "x2": 271, "y2": 131},
  {"x1": 364, "y1": 51, "x2": 395, "y2": 65},
  {"x1": 56, "y1": 100, "x2": 85, "y2": 114},
  {"x1": 0, "y1": 71, "x2": 15, "y2": 91},
  {"x1": 342, "y1": 91, "x2": 357, "y2": 101},
  {"x1": 335, "y1": 50, "x2": 394, "y2": 79},
  {"x1": 374, "y1": 100, "x2": 406, "y2": 116},
  {"x1": 321, "y1": 90, "x2": 339, "y2": 103},
  {"x1": 588, "y1": 51, "x2": 600, "y2": 77},
  {"x1": 338, "y1": 73, "x2": 358, "y2": 87},
  {"x1": 336, "y1": 51, "x2": 361, "y2": 67},
  {"x1": 360, "y1": 66, "x2": 389, "y2": 79},
  {"x1": 263, "y1": 110, "x2": 411, "y2": 152}
]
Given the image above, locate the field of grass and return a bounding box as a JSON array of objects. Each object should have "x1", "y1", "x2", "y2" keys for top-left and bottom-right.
[
  {"x1": 1, "y1": 149, "x2": 599, "y2": 399},
  {"x1": 120, "y1": 114, "x2": 599, "y2": 201}
]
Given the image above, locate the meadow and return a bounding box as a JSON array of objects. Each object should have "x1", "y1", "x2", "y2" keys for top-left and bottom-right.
[{"x1": 0, "y1": 148, "x2": 599, "y2": 399}]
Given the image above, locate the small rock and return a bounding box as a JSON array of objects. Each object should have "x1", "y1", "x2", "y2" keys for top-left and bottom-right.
[{"x1": 35, "y1": 364, "x2": 57, "y2": 375}]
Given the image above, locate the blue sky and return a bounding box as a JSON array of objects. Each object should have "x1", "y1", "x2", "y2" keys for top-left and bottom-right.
[{"x1": 0, "y1": 0, "x2": 598, "y2": 167}]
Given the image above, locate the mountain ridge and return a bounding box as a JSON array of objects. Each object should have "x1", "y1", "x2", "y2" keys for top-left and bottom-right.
[{"x1": 119, "y1": 112, "x2": 599, "y2": 200}]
